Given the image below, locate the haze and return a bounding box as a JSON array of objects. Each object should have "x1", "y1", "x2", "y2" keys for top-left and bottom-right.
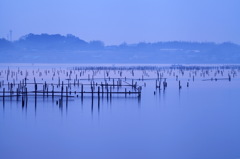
[{"x1": 0, "y1": 0, "x2": 240, "y2": 45}]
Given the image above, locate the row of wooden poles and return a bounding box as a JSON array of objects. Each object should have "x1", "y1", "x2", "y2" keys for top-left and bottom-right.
[
  {"x1": 1, "y1": 78, "x2": 142, "y2": 107},
  {"x1": 1, "y1": 66, "x2": 236, "y2": 108},
  {"x1": 2, "y1": 66, "x2": 236, "y2": 84}
]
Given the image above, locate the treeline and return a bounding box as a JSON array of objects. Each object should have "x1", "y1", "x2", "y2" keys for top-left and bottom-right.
[
  {"x1": 0, "y1": 33, "x2": 104, "y2": 51},
  {"x1": 0, "y1": 33, "x2": 240, "y2": 63},
  {"x1": 1, "y1": 33, "x2": 239, "y2": 52}
]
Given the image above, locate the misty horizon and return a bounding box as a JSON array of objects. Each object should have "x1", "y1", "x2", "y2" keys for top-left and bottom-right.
[
  {"x1": 1, "y1": 33, "x2": 239, "y2": 46},
  {"x1": 1, "y1": 33, "x2": 240, "y2": 64},
  {"x1": 1, "y1": 1, "x2": 240, "y2": 159},
  {"x1": 1, "y1": 1, "x2": 240, "y2": 45}
]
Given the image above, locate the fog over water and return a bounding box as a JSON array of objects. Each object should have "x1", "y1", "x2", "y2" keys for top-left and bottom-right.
[{"x1": 0, "y1": 64, "x2": 240, "y2": 159}]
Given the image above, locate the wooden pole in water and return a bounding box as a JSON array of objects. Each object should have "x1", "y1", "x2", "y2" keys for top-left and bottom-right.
[
  {"x1": 34, "y1": 84, "x2": 37, "y2": 105},
  {"x1": 132, "y1": 79, "x2": 134, "y2": 89},
  {"x1": 155, "y1": 80, "x2": 157, "y2": 89},
  {"x1": 52, "y1": 85, "x2": 54, "y2": 100},
  {"x1": 10, "y1": 83, "x2": 13, "y2": 100},
  {"x1": 35, "y1": 84, "x2": 37, "y2": 98},
  {"x1": 159, "y1": 81, "x2": 161, "y2": 91},
  {"x1": 66, "y1": 86, "x2": 68, "y2": 106},
  {"x1": 110, "y1": 86, "x2": 112, "y2": 98},
  {"x1": 22, "y1": 93, "x2": 24, "y2": 107},
  {"x1": 47, "y1": 86, "x2": 49, "y2": 97},
  {"x1": 43, "y1": 85, "x2": 45, "y2": 98},
  {"x1": 3, "y1": 88, "x2": 5, "y2": 105},
  {"x1": 81, "y1": 84, "x2": 83, "y2": 99},
  {"x1": 138, "y1": 87, "x2": 141, "y2": 97},
  {"x1": 101, "y1": 83, "x2": 104, "y2": 97},
  {"x1": 16, "y1": 88, "x2": 18, "y2": 101},
  {"x1": 61, "y1": 82, "x2": 63, "y2": 100},
  {"x1": 25, "y1": 87, "x2": 28, "y2": 107},
  {"x1": 125, "y1": 88, "x2": 127, "y2": 98},
  {"x1": 98, "y1": 86, "x2": 100, "y2": 99},
  {"x1": 107, "y1": 85, "x2": 109, "y2": 100},
  {"x1": 91, "y1": 86, "x2": 94, "y2": 103}
]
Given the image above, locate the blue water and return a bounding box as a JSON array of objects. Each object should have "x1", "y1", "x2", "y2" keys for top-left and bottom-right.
[{"x1": 0, "y1": 65, "x2": 240, "y2": 159}]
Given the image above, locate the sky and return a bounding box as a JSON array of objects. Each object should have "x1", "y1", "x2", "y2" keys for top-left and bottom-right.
[{"x1": 0, "y1": 0, "x2": 240, "y2": 45}]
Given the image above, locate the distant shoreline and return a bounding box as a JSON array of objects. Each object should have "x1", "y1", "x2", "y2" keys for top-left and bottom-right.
[{"x1": 1, "y1": 63, "x2": 240, "y2": 69}]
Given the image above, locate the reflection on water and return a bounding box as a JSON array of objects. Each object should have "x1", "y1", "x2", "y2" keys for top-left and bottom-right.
[{"x1": 0, "y1": 64, "x2": 240, "y2": 159}]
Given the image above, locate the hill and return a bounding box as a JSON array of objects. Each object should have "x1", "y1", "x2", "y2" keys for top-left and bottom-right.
[{"x1": 1, "y1": 34, "x2": 240, "y2": 64}]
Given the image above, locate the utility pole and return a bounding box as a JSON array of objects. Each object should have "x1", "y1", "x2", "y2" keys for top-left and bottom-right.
[{"x1": 9, "y1": 30, "x2": 12, "y2": 41}]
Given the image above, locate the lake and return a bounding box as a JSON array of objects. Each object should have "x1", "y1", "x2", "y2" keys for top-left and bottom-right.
[{"x1": 0, "y1": 64, "x2": 240, "y2": 159}]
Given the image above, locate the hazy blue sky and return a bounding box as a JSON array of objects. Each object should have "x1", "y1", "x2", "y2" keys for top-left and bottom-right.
[{"x1": 0, "y1": 0, "x2": 240, "y2": 44}]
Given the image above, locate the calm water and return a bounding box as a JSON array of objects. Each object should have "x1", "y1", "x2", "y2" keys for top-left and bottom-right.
[{"x1": 0, "y1": 64, "x2": 240, "y2": 159}]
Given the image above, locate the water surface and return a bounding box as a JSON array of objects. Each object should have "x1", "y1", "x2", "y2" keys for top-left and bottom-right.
[{"x1": 0, "y1": 64, "x2": 240, "y2": 159}]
